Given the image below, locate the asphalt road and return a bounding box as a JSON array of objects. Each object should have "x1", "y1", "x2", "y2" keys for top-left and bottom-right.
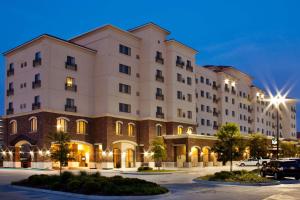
[{"x1": 1, "y1": 167, "x2": 300, "y2": 200}]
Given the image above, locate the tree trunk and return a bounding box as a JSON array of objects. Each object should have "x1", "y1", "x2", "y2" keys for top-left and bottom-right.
[
  {"x1": 230, "y1": 145, "x2": 233, "y2": 172},
  {"x1": 59, "y1": 161, "x2": 62, "y2": 176}
]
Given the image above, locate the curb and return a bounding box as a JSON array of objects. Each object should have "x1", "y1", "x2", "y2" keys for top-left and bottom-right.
[
  {"x1": 193, "y1": 179, "x2": 280, "y2": 186},
  {"x1": 10, "y1": 185, "x2": 171, "y2": 199}
]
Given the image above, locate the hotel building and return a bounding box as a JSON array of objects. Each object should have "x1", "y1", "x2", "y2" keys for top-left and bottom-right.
[{"x1": 2, "y1": 23, "x2": 297, "y2": 169}]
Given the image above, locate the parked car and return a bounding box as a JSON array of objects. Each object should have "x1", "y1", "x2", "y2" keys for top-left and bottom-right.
[
  {"x1": 237, "y1": 158, "x2": 260, "y2": 167},
  {"x1": 238, "y1": 158, "x2": 270, "y2": 167},
  {"x1": 260, "y1": 160, "x2": 300, "y2": 180},
  {"x1": 280, "y1": 158, "x2": 300, "y2": 166}
]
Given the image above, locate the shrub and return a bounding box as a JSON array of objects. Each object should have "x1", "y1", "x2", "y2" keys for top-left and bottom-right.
[
  {"x1": 66, "y1": 179, "x2": 81, "y2": 192},
  {"x1": 79, "y1": 171, "x2": 88, "y2": 177},
  {"x1": 81, "y1": 180, "x2": 100, "y2": 195},
  {"x1": 138, "y1": 166, "x2": 153, "y2": 171},
  {"x1": 60, "y1": 171, "x2": 74, "y2": 182}
]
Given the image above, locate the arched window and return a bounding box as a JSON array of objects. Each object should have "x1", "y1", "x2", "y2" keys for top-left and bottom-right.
[
  {"x1": 29, "y1": 117, "x2": 37, "y2": 132},
  {"x1": 156, "y1": 124, "x2": 162, "y2": 136},
  {"x1": 57, "y1": 117, "x2": 69, "y2": 132},
  {"x1": 187, "y1": 127, "x2": 193, "y2": 134},
  {"x1": 177, "y1": 125, "x2": 183, "y2": 135},
  {"x1": 128, "y1": 123, "x2": 135, "y2": 136},
  {"x1": 76, "y1": 120, "x2": 87, "y2": 134},
  {"x1": 116, "y1": 121, "x2": 123, "y2": 135},
  {"x1": 10, "y1": 120, "x2": 17, "y2": 134}
]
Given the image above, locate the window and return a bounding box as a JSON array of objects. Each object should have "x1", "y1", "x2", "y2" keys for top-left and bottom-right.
[
  {"x1": 34, "y1": 96, "x2": 40, "y2": 104},
  {"x1": 187, "y1": 94, "x2": 192, "y2": 102},
  {"x1": 156, "y1": 124, "x2": 162, "y2": 136},
  {"x1": 187, "y1": 127, "x2": 193, "y2": 134},
  {"x1": 119, "y1": 64, "x2": 131, "y2": 75},
  {"x1": 57, "y1": 118, "x2": 68, "y2": 132},
  {"x1": 200, "y1": 76, "x2": 204, "y2": 83},
  {"x1": 34, "y1": 73, "x2": 40, "y2": 81},
  {"x1": 225, "y1": 96, "x2": 228, "y2": 102},
  {"x1": 232, "y1": 98, "x2": 235, "y2": 104},
  {"x1": 187, "y1": 111, "x2": 192, "y2": 119},
  {"x1": 76, "y1": 120, "x2": 87, "y2": 134},
  {"x1": 187, "y1": 77, "x2": 192, "y2": 85},
  {"x1": 119, "y1": 44, "x2": 131, "y2": 56},
  {"x1": 157, "y1": 106, "x2": 163, "y2": 114},
  {"x1": 232, "y1": 111, "x2": 235, "y2": 117},
  {"x1": 10, "y1": 120, "x2": 17, "y2": 134},
  {"x1": 116, "y1": 121, "x2": 123, "y2": 135},
  {"x1": 35, "y1": 51, "x2": 41, "y2": 60},
  {"x1": 119, "y1": 83, "x2": 131, "y2": 94},
  {"x1": 128, "y1": 123, "x2": 135, "y2": 136},
  {"x1": 177, "y1": 91, "x2": 183, "y2": 100},
  {"x1": 119, "y1": 103, "x2": 131, "y2": 113},
  {"x1": 177, "y1": 126, "x2": 183, "y2": 135},
  {"x1": 201, "y1": 104, "x2": 205, "y2": 111},
  {"x1": 206, "y1": 78, "x2": 210, "y2": 85},
  {"x1": 200, "y1": 90, "x2": 204, "y2": 97},
  {"x1": 29, "y1": 117, "x2": 37, "y2": 132},
  {"x1": 177, "y1": 73, "x2": 182, "y2": 82},
  {"x1": 66, "y1": 77, "x2": 75, "y2": 87},
  {"x1": 66, "y1": 98, "x2": 75, "y2": 107},
  {"x1": 225, "y1": 109, "x2": 229, "y2": 115},
  {"x1": 66, "y1": 56, "x2": 76, "y2": 65},
  {"x1": 201, "y1": 119, "x2": 205, "y2": 125}
]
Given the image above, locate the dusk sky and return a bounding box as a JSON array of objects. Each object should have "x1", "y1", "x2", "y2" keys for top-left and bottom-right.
[{"x1": 1, "y1": 0, "x2": 299, "y2": 128}]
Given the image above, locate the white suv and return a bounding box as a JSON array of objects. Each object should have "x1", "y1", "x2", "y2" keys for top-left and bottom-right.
[{"x1": 238, "y1": 158, "x2": 260, "y2": 167}]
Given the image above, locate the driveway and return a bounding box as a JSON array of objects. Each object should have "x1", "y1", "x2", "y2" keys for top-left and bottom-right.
[{"x1": 1, "y1": 167, "x2": 300, "y2": 200}]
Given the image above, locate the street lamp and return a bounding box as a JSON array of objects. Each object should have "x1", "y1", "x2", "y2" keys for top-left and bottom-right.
[{"x1": 268, "y1": 93, "x2": 287, "y2": 159}]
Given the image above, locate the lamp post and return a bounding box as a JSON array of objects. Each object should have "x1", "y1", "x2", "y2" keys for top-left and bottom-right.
[{"x1": 269, "y1": 93, "x2": 286, "y2": 160}]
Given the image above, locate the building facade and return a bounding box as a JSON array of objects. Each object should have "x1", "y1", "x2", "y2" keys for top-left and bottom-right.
[{"x1": 2, "y1": 23, "x2": 297, "y2": 169}]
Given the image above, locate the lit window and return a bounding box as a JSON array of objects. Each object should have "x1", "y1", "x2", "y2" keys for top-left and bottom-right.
[
  {"x1": 10, "y1": 120, "x2": 17, "y2": 134},
  {"x1": 66, "y1": 77, "x2": 74, "y2": 87},
  {"x1": 29, "y1": 117, "x2": 37, "y2": 132},
  {"x1": 76, "y1": 120, "x2": 87, "y2": 134},
  {"x1": 156, "y1": 124, "x2": 162, "y2": 136},
  {"x1": 116, "y1": 121, "x2": 123, "y2": 135},
  {"x1": 57, "y1": 118, "x2": 68, "y2": 132},
  {"x1": 128, "y1": 123, "x2": 135, "y2": 136},
  {"x1": 177, "y1": 126, "x2": 183, "y2": 135},
  {"x1": 187, "y1": 127, "x2": 193, "y2": 134}
]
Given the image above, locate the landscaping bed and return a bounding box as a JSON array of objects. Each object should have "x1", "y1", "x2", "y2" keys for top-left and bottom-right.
[
  {"x1": 196, "y1": 170, "x2": 277, "y2": 185},
  {"x1": 137, "y1": 166, "x2": 176, "y2": 173},
  {"x1": 12, "y1": 171, "x2": 168, "y2": 196}
]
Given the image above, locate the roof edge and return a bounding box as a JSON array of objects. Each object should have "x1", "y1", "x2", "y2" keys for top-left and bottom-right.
[{"x1": 128, "y1": 22, "x2": 170, "y2": 35}]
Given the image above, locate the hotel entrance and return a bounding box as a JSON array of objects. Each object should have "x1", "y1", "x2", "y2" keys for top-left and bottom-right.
[{"x1": 112, "y1": 140, "x2": 137, "y2": 169}]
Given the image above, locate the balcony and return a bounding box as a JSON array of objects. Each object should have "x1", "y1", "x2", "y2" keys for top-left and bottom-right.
[
  {"x1": 224, "y1": 87, "x2": 230, "y2": 92},
  {"x1": 65, "y1": 62, "x2": 77, "y2": 71},
  {"x1": 248, "y1": 119, "x2": 253, "y2": 124},
  {"x1": 65, "y1": 105, "x2": 77, "y2": 112},
  {"x1": 32, "y1": 102, "x2": 41, "y2": 110},
  {"x1": 248, "y1": 108, "x2": 253, "y2": 113},
  {"x1": 156, "y1": 94, "x2": 164, "y2": 101},
  {"x1": 7, "y1": 68, "x2": 14, "y2": 77},
  {"x1": 65, "y1": 84, "x2": 77, "y2": 92},
  {"x1": 212, "y1": 84, "x2": 219, "y2": 90},
  {"x1": 213, "y1": 125, "x2": 219, "y2": 130},
  {"x1": 176, "y1": 60, "x2": 185, "y2": 68},
  {"x1": 6, "y1": 108, "x2": 14, "y2": 115},
  {"x1": 32, "y1": 80, "x2": 41, "y2": 89},
  {"x1": 155, "y1": 57, "x2": 164, "y2": 65},
  {"x1": 33, "y1": 58, "x2": 42, "y2": 67},
  {"x1": 6, "y1": 89, "x2": 14, "y2": 96},
  {"x1": 186, "y1": 64, "x2": 193, "y2": 72},
  {"x1": 213, "y1": 111, "x2": 219, "y2": 117},
  {"x1": 156, "y1": 112, "x2": 164, "y2": 119},
  {"x1": 213, "y1": 98, "x2": 219, "y2": 103},
  {"x1": 231, "y1": 89, "x2": 236, "y2": 95},
  {"x1": 155, "y1": 75, "x2": 164, "y2": 82}
]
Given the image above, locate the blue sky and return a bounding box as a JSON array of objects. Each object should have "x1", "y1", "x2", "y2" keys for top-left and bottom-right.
[{"x1": 1, "y1": 0, "x2": 299, "y2": 128}]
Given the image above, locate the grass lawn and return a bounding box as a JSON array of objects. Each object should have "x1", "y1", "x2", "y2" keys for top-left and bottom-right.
[
  {"x1": 12, "y1": 171, "x2": 168, "y2": 196},
  {"x1": 197, "y1": 169, "x2": 276, "y2": 184}
]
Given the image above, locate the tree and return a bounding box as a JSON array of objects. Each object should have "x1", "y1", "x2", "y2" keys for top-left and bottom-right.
[
  {"x1": 212, "y1": 123, "x2": 244, "y2": 172},
  {"x1": 48, "y1": 131, "x2": 71, "y2": 176},
  {"x1": 150, "y1": 137, "x2": 167, "y2": 170},
  {"x1": 248, "y1": 133, "x2": 268, "y2": 159},
  {"x1": 280, "y1": 141, "x2": 297, "y2": 158}
]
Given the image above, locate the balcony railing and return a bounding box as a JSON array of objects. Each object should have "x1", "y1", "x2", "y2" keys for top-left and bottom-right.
[
  {"x1": 65, "y1": 84, "x2": 77, "y2": 92},
  {"x1": 7, "y1": 68, "x2": 14, "y2": 77},
  {"x1": 6, "y1": 108, "x2": 14, "y2": 115},
  {"x1": 155, "y1": 57, "x2": 164, "y2": 64},
  {"x1": 32, "y1": 102, "x2": 41, "y2": 110},
  {"x1": 6, "y1": 89, "x2": 14, "y2": 96},
  {"x1": 33, "y1": 58, "x2": 42, "y2": 67},
  {"x1": 248, "y1": 119, "x2": 253, "y2": 124},
  {"x1": 156, "y1": 112, "x2": 164, "y2": 119},
  {"x1": 65, "y1": 105, "x2": 77, "y2": 112},
  {"x1": 176, "y1": 60, "x2": 185, "y2": 68},
  {"x1": 231, "y1": 89, "x2": 236, "y2": 95},
  {"x1": 186, "y1": 64, "x2": 193, "y2": 72},
  {"x1": 155, "y1": 75, "x2": 164, "y2": 82},
  {"x1": 156, "y1": 94, "x2": 164, "y2": 101},
  {"x1": 32, "y1": 80, "x2": 41, "y2": 89},
  {"x1": 212, "y1": 84, "x2": 219, "y2": 90},
  {"x1": 213, "y1": 125, "x2": 219, "y2": 130},
  {"x1": 225, "y1": 87, "x2": 230, "y2": 92},
  {"x1": 248, "y1": 108, "x2": 253, "y2": 113},
  {"x1": 213, "y1": 98, "x2": 219, "y2": 103},
  {"x1": 65, "y1": 62, "x2": 77, "y2": 71},
  {"x1": 213, "y1": 111, "x2": 219, "y2": 117}
]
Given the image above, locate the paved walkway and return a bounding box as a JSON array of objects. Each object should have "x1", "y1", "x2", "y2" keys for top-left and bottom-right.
[{"x1": 1, "y1": 167, "x2": 300, "y2": 200}]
